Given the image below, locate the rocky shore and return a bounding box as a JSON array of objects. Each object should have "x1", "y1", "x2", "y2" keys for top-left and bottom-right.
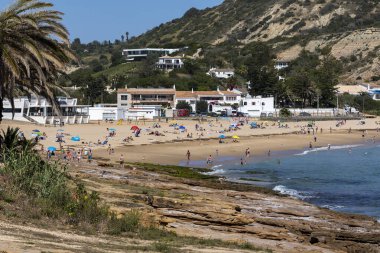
[{"x1": 74, "y1": 162, "x2": 380, "y2": 253}]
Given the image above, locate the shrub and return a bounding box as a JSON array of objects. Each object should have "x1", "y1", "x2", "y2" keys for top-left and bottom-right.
[
  {"x1": 280, "y1": 108, "x2": 292, "y2": 117},
  {"x1": 107, "y1": 210, "x2": 140, "y2": 235}
]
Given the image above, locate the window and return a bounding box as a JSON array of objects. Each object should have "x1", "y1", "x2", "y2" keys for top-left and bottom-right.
[
  {"x1": 262, "y1": 102, "x2": 265, "y2": 106},
  {"x1": 2, "y1": 108, "x2": 22, "y2": 113},
  {"x1": 251, "y1": 102, "x2": 256, "y2": 106},
  {"x1": 121, "y1": 103, "x2": 128, "y2": 106},
  {"x1": 121, "y1": 95, "x2": 128, "y2": 100},
  {"x1": 244, "y1": 102, "x2": 247, "y2": 106}
]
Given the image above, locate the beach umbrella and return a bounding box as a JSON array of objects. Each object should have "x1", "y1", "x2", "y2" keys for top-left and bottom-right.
[
  {"x1": 109, "y1": 128, "x2": 116, "y2": 131},
  {"x1": 179, "y1": 126, "x2": 186, "y2": 130},
  {"x1": 57, "y1": 129, "x2": 64, "y2": 132},
  {"x1": 56, "y1": 134, "x2": 65, "y2": 138},
  {"x1": 36, "y1": 132, "x2": 42, "y2": 136},
  {"x1": 232, "y1": 135, "x2": 240, "y2": 139},
  {"x1": 47, "y1": 146, "x2": 56, "y2": 152},
  {"x1": 219, "y1": 134, "x2": 225, "y2": 139},
  {"x1": 32, "y1": 129, "x2": 40, "y2": 132},
  {"x1": 131, "y1": 126, "x2": 139, "y2": 131},
  {"x1": 71, "y1": 136, "x2": 80, "y2": 142},
  {"x1": 31, "y1": 133, "x2": 38, "y2": 138}
]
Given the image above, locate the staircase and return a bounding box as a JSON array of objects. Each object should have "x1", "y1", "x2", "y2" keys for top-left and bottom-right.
[{"x1": 22, "y1": 114, "x2": 41, "y2": 125}]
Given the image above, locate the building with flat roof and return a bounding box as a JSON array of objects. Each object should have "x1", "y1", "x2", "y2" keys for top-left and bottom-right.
[
  {"x1": 2, "y1": 96, "x2": 90, "y2": 124},
  {"x1": 122, "y1": 48, "x2": 185, "y2": 61},
  {"x1": 117, "y1": 86, "x2": 176, "y2": 109},
  {"x1": 207, "y1": 68, "x2": 235, "y2": 79},
  {"x1": 156, "y1": 56, "x2": 184, "y2": 71}
]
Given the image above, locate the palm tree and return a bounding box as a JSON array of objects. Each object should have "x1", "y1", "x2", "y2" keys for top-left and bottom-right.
[{"x1": 0, "y1": 0, "x2": 77, "y2": 122}]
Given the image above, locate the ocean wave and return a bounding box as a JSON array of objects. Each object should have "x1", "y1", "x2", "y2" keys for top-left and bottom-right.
[
  {"x1": 204, "y1": 165, "x2": 225, "y2": 175},
  {"x1": 295, "y1": 144, "x2": 362, "y2": 156},
  {"x1": 273, "y1": 185, "x2": 314, "y2": 200},
  {"x1": 321, "y1": 204, "x2": 345, "y2": 210}
]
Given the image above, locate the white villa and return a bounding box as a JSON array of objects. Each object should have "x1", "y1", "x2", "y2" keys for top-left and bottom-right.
[
  {"x1": 156, "y1": 56, "x2": 184, "y2": 71},
  {"x1": 175, "y1": 87, "x2": 241, "y2": 112},
  {"x1": 275, "y1": 61, "x2": 289, "y2": 70},
  {"x1": 207, "y1": 68, "x2": 235, "y2": 79},
  {"x1": 2, "y1": 96, "x2": 90, "y2": 125},
  {"x1": 122, "y1": 48, "x2": 185, "y2": 61}
]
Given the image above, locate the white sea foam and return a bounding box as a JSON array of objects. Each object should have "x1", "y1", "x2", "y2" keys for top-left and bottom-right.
[
  {"x1": 273, "y1": 185, "x2": 313, "y2": 200},
  {"x1": 295, "y1": 144, "x2": 362, "y2": 156},
  {"x1": 321, "y1": 204, "x2": 344, "y2": 210},
  {"x1": 204, "y1": 164, "x2": 225, "y2": 175}
]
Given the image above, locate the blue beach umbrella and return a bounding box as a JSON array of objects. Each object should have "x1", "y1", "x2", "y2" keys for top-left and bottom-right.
[
  {"x1": 71, "y1": 136, "x2": 80, "y2": 142},
  {"x1": 109, "y1": 128, "x2": 117, "y2": 131},
  {"x1": 32, "y1": 129, "x2": 40, "y2": 132},
  {"x1": 179, "y1": 126, "x2": 186, "y2": 130},
  {"x1": 57, "y1": 129, "x2": 64, "y2": 132},
  {"x1": 219, "y1": 134, "x2": 225, "y2": 139},
  {"x1": 47, "y1": 146, "x2": 57, "y2": 152}
]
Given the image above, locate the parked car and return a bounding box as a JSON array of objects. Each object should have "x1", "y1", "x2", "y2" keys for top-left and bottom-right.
[
  {"x1": 207, "y1": 112, "x2": 219, "y2": 117},
  {"x1": 299, "y1": 112, "x2": 311, "y2": 117},
  {"x1": 236, "y1": 112, "x2": 247, "y2": 117}
]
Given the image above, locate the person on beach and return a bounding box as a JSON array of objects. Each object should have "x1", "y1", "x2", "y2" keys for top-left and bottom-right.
[
  {"x1": 309, "y1": 142, "x2": 313, "y2": 149},
  {"x1": 206, "y1": 155, "x2": 213, "y2": 165},
  {"x1": 328, "y1": 144, "x2": 331, "y2": 150},
  {"x1": 314, "y1": 136, "x2": 317, "y2": 142},
  {"x1": 119, "y1": 154, "x2": 124, "y2": 168},
  {"x1": 245, "y1": 148, "x2": 250, "y2": 157},
  {"x1": 186, "y1": 150, "x2": 191, "y2": 160},
  {"x1": 268, "y1": 150, "x2": 271, "y2": 156},
  {"x1": 88, "y1": 149, "x2": 93, "y2": 163},
  {"x1": 240, "y1": 158, "x2": 244, "y2": 165}
]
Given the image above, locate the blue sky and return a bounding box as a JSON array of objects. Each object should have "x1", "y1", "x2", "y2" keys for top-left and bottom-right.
[{"x1": 9, "y1": 0, "x2": 222, "y2": 43}]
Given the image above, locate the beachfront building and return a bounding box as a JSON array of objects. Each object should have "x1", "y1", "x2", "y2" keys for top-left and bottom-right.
[
  {"x1": 117, "y1": 87, "x2": 176, "y2": 119},
  {"x1": 175, "y1": 87, "x2": 241, "y2": 112},
  {"x1": 2, "y1": 96, "x2": 90, "y2": 124},
  {"x1": 156, "y1": 56, "x2": 184, "y2": 71},
  {"x1": 239, "y1": 96, "x2": 275, "y2": 117},
  {"x1": 88, "y1": 104, "x2": 120, "y2": 121},
  {"x1": 122, "y1": 48, "x2": 186, "y2": 61},
  {"x1": 207, "y1": 68, "x2": 235, "y2": 79}
]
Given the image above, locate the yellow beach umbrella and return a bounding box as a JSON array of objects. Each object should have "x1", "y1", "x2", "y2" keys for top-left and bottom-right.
[{"x1": 232, "y1": 135, "x2": 240, "y2": 139}]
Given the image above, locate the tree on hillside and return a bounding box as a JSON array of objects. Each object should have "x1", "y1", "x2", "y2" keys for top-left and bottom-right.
[
  {"x1": 0, "y1": 0, "x2": 77, "y2": 122},
  {"x1": 176, "y1": 101, "x2": 192, "y2": 112},
  {"x1": 126, "y1": 32, "x2": 129, "y2": 42},
  {"x1": 83, "y1": 76, "x2": 107, "y2": 106},
  {"x1": 243, "y1": 42, "x2": 278, "y2": 97}
]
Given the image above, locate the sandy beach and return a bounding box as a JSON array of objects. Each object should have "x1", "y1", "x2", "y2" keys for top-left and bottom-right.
[{"x1": 1, "y1": 117, "x2": 379, "y2": 166}]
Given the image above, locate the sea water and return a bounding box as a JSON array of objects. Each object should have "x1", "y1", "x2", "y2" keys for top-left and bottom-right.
[{"x1": 197, "y1": 144, "x2": 380, "y2": 219}]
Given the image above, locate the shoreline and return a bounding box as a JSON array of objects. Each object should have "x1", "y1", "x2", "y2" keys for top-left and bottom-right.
[{"x1": 96, "y1": 129, "x2": 378, "y2": 167}]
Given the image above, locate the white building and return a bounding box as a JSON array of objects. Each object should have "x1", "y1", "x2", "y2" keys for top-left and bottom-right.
[
  {"x1": 122, "y1": 48, "x2": 185, "y2": 61},
  {"x1": 175, "y1": 87, "x2": 241, "y2": 112},
  {"x1": 239, "y1": 96, "x2": 275, "y2": 117},
  {"x1": 88, "y1": 104, "x2": 120, "y2": 121},
  {"x1": 156, "y1": 56, "x2": 184, "y2": 71},
  {"x1": 207, "y1": 68, "x2": 235, "y2": 79},
  {"x1": 275, "y1": 61, "x2": 289, "y2": 70},
  {"x1": 2, "y1": 96, "x2": 90, "y2": 124}
]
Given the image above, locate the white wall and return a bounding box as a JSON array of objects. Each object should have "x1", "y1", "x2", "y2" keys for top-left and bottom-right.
[
  {"x1": 240, "y1": 97, "x2": 275, "y2": 117},
  {"x1": 88, "y1": 107, "x2": 119, "y2": 121}
]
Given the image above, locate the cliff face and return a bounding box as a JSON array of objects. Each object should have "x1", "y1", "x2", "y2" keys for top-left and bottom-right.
[{"x1": 131, "y1": 0, "x2": 380, "y2": 84}]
